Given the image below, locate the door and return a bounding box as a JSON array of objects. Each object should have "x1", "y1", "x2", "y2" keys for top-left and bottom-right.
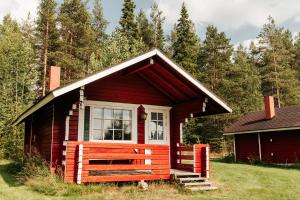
[{"x1": 145, "y1": 109, "x2": 170, "y2": 144}]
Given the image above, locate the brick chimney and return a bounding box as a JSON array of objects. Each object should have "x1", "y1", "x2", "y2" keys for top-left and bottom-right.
[
  {"x1": 48, "y1": 66, "x2": 61, "y2": 92},
  {"x1": 264, "y1": 96, "x2": 275, "y2": 120}
]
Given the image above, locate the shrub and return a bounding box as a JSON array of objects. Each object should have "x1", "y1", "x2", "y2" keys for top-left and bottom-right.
[{"x1": 17, "y1": 150, "x2": 50, "y2": 182}]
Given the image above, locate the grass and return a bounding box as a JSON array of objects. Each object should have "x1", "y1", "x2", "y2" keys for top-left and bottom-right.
[{"x1": 1, "y1": 159, "x2": 300, "y2": 200}]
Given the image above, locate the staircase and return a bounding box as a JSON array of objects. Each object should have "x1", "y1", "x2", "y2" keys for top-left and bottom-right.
[{"x1": 171, "y1": 169, "x2": 217, "y2": 191}]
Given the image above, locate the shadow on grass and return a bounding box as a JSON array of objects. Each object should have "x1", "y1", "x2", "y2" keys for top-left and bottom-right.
[
  {"x1": 213, "y1": 158, "x2": 300, "y2": 171},
  {"x1": 0, "y1": 162, "x2": 23, "y2": 187}
]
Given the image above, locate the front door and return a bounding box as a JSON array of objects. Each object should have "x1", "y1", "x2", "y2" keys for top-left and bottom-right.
[{"x1": 145, "y1": 109, "x2": 170, "y2": 144}]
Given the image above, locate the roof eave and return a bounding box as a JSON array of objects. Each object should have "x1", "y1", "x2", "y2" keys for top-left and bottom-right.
[
  {"x1": 224, "y1": 126, "x2": 300, "y2": 135},
  {"x1": 13, "y1": 48, "x2": 232, "y2": 126},
  {"x1": 12, "y1": 93, "x2": 55, "y2": 126}
]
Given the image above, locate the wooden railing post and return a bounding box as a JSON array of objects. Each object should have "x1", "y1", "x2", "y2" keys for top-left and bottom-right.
[
  {"x1": 205, "y1": 146, "x2": 210, "y2": 178},
  {"x1": 77, "y1": 144, "x2": 83, "y2": 184}
]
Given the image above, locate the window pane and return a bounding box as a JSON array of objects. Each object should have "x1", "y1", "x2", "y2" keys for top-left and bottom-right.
[
  {"x1": 157, "y1": 113, "x2": 163, "y2": 120},
  {"x1": 103, "y1": 120, "x2": 113, "y2": 130},
  {"x1": 123, "y1": 121, "x2": 131, "y2": 131},
  {"x1": 92, "y1": 129, "x2": 103, "y2": 140},
  {"x1": 123, "y1": 110, "x2": 131, "y2": 120},
  {"x1": 157, "y1": 121, "x2": 164, "y2": 140},
  {"x1": 93, "y1": 118, "x2": 102, "y2": 129},
  {"x1": 158, "y1": 130, "x2": 164, "y2": 140},
  {"x1": 114, "y1": 109, "x2": 122, "y2": 119},
  {"x1": 93, "y1": 108, "x2": 103, "y2": 118},
  {"x1": 157, "y1": 121, "x2": 163, "y2": 132},
  {"x1": 114, "y1": 130, "x2": 122, "y2": 140},
  {"x1": 151, "y1": 130, "x2": 157, "y2": 140},
  {"x1": 151, "y1": 112, "x2": 157, "y2": 120},
  {"x1": 124, "y1": 131, "x2": 131, "y2": 140},
  {"x1": 104, "y1": 130, "x2": 113, "y2": 140},
  {"x1": 104, "y1": 108, "x2": 113, "y2": 119},
  {"x1": 114, "y1": 120, "x2": 123, "y2": 129}
]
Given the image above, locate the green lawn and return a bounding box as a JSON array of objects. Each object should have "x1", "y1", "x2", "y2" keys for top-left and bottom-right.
[{"x1": 1, "y1": 159, "x2": 300, "y2": 200}]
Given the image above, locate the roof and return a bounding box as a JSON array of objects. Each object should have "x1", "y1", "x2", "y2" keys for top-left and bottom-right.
[
  {"x1": 224, "y1": 105, "x2": 300, "y2": 135},
  {"x1": 13, "y1": 49, "x2": 232, "y2": 126}
]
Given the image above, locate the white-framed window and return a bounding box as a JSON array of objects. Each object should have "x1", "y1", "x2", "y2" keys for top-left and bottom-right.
[
  {"x1": 150, "y1": 112, "x2": 164, "y2": 141},
  {"x1": 80, "y1": 101, "x2": 138, "y2": 143}
]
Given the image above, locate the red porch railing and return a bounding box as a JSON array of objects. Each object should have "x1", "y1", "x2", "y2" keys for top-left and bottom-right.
[
  {"x1": 63, "y1": 141, "x2": 170, "y2": 183},
  {"x1": 176, "y1": 143, "x2": 210, "y2": 178}
]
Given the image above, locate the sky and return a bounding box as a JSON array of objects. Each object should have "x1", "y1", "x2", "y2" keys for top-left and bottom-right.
[{"x1": 1, "y1": 0, "x2": 300, "y2": 46}]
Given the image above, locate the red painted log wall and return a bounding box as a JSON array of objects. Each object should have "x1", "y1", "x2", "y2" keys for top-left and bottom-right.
[
  {"x1": 260, "y1": 131, "x2": 300, "y2": 163},
  {"x1": 24, "y1": 104, "x2": 53, "y2": 161},
  {"x1": 235, "y1": 133, "x2": 260, "y2": 162},
  {"x1": 137, "y1": 105, "x2": 145, "y2": 144},
  {"x1": 85, "y1": 74, "x2": 173, "y2": 106}
]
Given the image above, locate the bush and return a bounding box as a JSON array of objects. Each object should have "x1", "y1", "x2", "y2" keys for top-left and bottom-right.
[{"x1": 17, "y1": 150, "x2": 50, "y2": 182}]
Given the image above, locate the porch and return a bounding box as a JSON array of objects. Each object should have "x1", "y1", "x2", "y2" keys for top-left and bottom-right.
[{"x1": 62, "y1": 141, "x2": 209, "y2": 183}]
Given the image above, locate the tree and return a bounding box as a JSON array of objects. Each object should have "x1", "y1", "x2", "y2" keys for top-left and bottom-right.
[
  {"x1": 228, "y1": 44, "x2": 262, "y2": 115},
  {"x1": 119, "y1": 0, "x2": 138, "y2": 45},
  {"x1": 293, "y1": 33, "x2": 300, "y2": 81},
  {"x1": 187, "y1": 25, "x2": 234, "y2": 150},
  {"x1": 88, "y1": 30, "x2": 146, "y2": 72},
  {"x1": 136, "y1": 9, "x2": 153, "y2": 49},
  {"x1": 150, "y1": 2, "x2": 165, "y2": 50},
  {"x1": 0, "y1": 16, "x2": 37, "y2": 159},
  {"x1": 258, "y1": 16, "x2": 300, "y2": 107},
  {"x1": 36, "y1": 0, "x2": 60, "y2": 96},
  {"x1": 198, "y1": 25, "x2": 233, "y2": 93},
  {"x1": 92, "y1": 0, "x2": 108, "y2": 45},
  {"x1": 57, "y1": 0, "x2": 96, "y2": 82},
  {"x1": 171, "y1": 3, "x2": 199, "y2": 75}
]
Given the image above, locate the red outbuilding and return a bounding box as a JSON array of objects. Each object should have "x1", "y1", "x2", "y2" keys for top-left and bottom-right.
[
  {"x1": 13, "y1": 49, "x2": 231, "y2": 184},
  {"x1": 225, "y1": 96, "x2": 300, "y2": 164}
]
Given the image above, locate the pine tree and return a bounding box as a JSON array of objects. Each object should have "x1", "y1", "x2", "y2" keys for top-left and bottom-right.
[
  {"x1": 36, "y1": 0, "x2": 60, "y2": 96},
  {"x1": 293, "y1": 33, "x2": 300, "y2": 81},
  {"x1": 198, "y1": 25, "x2": 233, "y2": 93},
  {"x1": 57, "y1": 0, "x2": 96, "y2": 82},
  {"x1": 228, "y1": 44, "x2": 262, "y2": 114},
  {"x1": 0, "y1": 15, "x2": 37, "y2": 159},
  {"x1": 92, "y1": 0, "x2": 108, "y2": 45},
  {"x1": 88, "y1": 30, "x2": 146, "y2": 72},
  {"x1": 188, "y1": 25, "x2": 233, "y2": 150},
  {"x1": 119, "y1": 0, "x2": 138, "y2": 45},
  {"x1": 171, "y1": 3, "x2": 199, "y2": 75},
  {"x1": 136, "y1": 9, "x2": 153, "y2": 49},
  {"x1": 150, "y1": 2, "x2": 165, "y2": 50},
  {"x1": 258, "y1": 16, "x2": 300, "y2": 107}
]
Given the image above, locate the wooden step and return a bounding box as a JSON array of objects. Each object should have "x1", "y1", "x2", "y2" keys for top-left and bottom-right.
[
  {"x1": 179, "y1": 177, "x2": 207, "y2": 182},
  {"x1": 188, "y1": 186, "x2": 218, "y2": 191},
  {"x1": 175, "y1": 174, "x2": 200, "y2": 179},
  {"x1": 183, "y1": 182, "x2": 211, "y2": 187}
]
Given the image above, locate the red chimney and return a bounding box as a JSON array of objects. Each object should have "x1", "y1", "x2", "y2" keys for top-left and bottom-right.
[
  {"x1": 48, "y1": 66, "x2": 61, "y2": 92},
  {"x1": 264, "y1": 96, "x2": 275, "y2": 120}
]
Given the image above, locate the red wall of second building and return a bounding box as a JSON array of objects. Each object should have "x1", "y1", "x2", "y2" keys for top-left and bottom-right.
[
  {"x1": 235, "y1": 130, "x2": 300, "y2": 163},
  {"x1": 260, "y1": 130, "x2": 300, "y2": 163},
  {"x1": 235, "y1": 133, "x2": 260, "y2": 162}
]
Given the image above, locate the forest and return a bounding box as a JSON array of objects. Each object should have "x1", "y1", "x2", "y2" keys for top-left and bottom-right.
[{"x1": 0, "y1": 0, "x2": 300, "y2": 160}]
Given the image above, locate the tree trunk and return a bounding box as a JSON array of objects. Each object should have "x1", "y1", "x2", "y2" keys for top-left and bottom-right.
[{"x1": 42, "y1": 20, "x2": 49, "y2": 97}]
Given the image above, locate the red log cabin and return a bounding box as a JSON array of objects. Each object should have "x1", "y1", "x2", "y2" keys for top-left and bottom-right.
[
  {"x1": 13, "y1": 49, "x2": 232, "y2": 183},
  {"x1": 225, "y1": 96, "x2": 300, "y2": 164}
]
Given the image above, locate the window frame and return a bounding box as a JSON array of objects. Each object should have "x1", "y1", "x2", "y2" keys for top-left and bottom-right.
[{"x1": 80, "y1": 100, "x2": 139, "y2": 143}]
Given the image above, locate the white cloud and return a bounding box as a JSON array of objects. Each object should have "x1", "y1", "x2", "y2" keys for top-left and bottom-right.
[
  {"x1": 233, "y1": 38, "x2": 259, "y2": 50},
  {"x1": 155, "y1": 0, "x2": 300, "y2": 31},
  {"x1": 0, "y1": 0, "x2": 39, "y2": 22}
]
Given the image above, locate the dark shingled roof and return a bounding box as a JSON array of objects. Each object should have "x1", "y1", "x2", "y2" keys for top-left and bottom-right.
[{"x1": 224, "y1": 105, "x2": 300, "y2": 134}]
